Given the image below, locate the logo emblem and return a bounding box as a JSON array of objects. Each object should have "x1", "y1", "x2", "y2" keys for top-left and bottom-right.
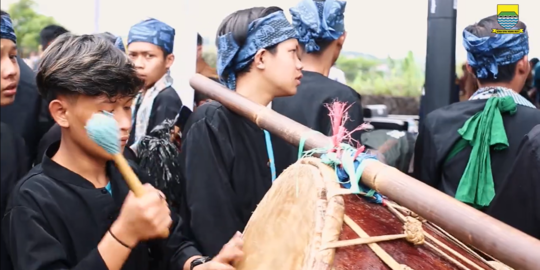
[{"x1": 494, "y1": 4, "x2": 522, "y2": 34}]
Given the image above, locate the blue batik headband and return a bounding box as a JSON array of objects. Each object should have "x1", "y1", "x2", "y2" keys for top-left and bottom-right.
[
  {"x1": 216, "y1": 11, "x2": 297, "y2": 90},
  {"x1": 114, "y1": 36, "x2": 125, "y2": 52},
  {"x1": 0, "y1": 13, "x2": 16, "y2": 43},
  {"x1": 463, "y1": 28, "x2": 529, "y2": 79},
  {"x1": 128, "y1": 18, "x2": 175, "y2": 54},
  {"x1": 290, "y1": 0, "x2": 346, "y2": 53}
]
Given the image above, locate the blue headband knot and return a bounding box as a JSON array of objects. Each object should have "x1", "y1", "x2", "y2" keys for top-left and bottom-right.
[
  {"x1": 128, "y1": 18, "x2": 175, "y2": 54},
  {"x1": 0, "y1": 13, "x2": 16, "y2": 43},
  {"x1": 463, "y1": 28, "x2": 529, "y2": 79},
  {"x1": 290, "y1": 0, "x2": 346, "y2": 53},
  {"x1": 114, "y1": 36, "x2": 125, "y2": 52},
  {"x1": 216, "y1": 11, "x2": 297, "y2": 89}
]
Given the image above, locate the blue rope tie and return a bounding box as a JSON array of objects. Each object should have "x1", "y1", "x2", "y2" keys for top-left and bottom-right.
[{"x1": 298, "y1": 132, "x2": 384, "y2": 204}]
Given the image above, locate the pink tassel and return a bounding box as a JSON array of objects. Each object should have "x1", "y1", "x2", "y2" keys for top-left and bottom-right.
[{"x1": 325, "y1": 101, "x2": 368, "y2": 158}]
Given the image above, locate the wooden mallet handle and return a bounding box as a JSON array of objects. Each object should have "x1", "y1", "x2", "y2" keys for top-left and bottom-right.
[{"x1": 112, "y1": 154, "x2": 170, "y2": 238}]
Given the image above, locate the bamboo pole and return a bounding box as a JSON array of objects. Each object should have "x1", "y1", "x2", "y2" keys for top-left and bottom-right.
[{"x1": 189, "y1": 74, "x2": 540, "y2": 270}]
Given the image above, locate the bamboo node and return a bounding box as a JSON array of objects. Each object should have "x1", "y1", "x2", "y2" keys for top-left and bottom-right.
[{"x1": 404, "y1": 216, "x2": 424, "y2": 245}]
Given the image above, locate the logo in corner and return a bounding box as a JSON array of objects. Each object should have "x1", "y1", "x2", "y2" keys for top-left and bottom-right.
[{"x1": 494, "y1": 4, "x2": 523, "y2": 34}]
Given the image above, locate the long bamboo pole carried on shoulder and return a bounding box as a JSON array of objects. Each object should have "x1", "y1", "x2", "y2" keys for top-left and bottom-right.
[{"x1": 189, "y1": 74, "x2": 540, "y2": 270}]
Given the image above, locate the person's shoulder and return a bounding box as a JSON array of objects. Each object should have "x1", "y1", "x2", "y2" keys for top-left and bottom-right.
[
  {"x1": 156, "y1": 87, "x2": 182, "y2": 103},
  {"x1": 525, "y1": 125, "x2": 540, "y2": 150},
  {"x1": 425, "y1": 100, "x2": 485, "y2": 122},
  {"x1": 189, "y1": 101, "x2": 228, "y2": 123},
  {"x1": 0, "y1": 122, "x2": 25, "y2": 147},
  {"x1": 7, "y1": 165, "x2": 53, "y2": 207},
  {"x1": 184, "y1": 101, "x2": 230, "y2": 133},
  {"x1": 301, "y1": 71, "x2": 361, "y2": 101}
]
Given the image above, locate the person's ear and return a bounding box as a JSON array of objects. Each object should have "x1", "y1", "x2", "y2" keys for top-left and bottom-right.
[
  {"x1": 465, "y1": 63, "x2": 475, "y2": 75},
  {"x1": 254, "y1": 49, "x2": 267, "y2": 70},
  {"x1": 49, "y1": 98, "x2": 70, "y2": 128},
  {"x1": 165, "y1": 53, "x2": 175, "y2": 69},
  {"x1": 515, "y1": 56, "x2": 530, "y2": 77},
  {"x1": 336, "y1": 32, "x2": 347, "y2": 48}
]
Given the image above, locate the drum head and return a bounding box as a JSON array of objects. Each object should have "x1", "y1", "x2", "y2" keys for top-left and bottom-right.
[{"x1": 235, "y1": 158, "x2": 344, "y2": 270}]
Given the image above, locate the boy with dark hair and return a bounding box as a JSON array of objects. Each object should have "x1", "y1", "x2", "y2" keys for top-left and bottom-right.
[
  {"x1": 127, "y1": 18, "x2": 183, "y2": 151},
  {"x1": 39, "y1": 24, "x2": 69, "y2": 51},
  {"x1": 0, "y1": 9, "x2": 30, "y2": 270},
  {"x1": 414, "y1": 15, "x2": 540, "y2": 212},
  {"x1": 2, "y1": 33, "x2": 242, "y2": 270},
  {"x1": 34, "y1": 32, "x2": 135, "y2": 165}
]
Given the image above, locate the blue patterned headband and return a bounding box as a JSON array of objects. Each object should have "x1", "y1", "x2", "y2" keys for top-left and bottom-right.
[
  {"x1": 290, "y1": 0, "x2": 346, "y2": 53},
  {"x1": 463, "y1": 28, "x2": 529, "y2": 79},
  {"x1": 114, "y1": 37, "x2": 125, "y2": 52},
  {"x1": 216, "y1": 11, "x2": 297, "y2": 89},
  {"x1": 0, "y1": 13, "x2": 16, "y2": 43},
  {"x1": 128, "y1": 18, "x2": 175, "y2": 54}
]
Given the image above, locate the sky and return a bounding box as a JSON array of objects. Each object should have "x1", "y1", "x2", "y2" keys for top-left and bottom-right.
[{"x1": 1, "y1": 0, "x2": 538, "y2": 61}]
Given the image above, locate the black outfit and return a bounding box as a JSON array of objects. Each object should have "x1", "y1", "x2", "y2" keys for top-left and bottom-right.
[
  {"x1": 128, "y1": 87, "x2": 183, "y2": 147},
  {"x1": 413, "y1": 100, "x2": 540, "y2": 200},
  {"x1": 0, "y1": 57, "x2": 54, "y2": 165},
  {"x1": 1, "y1": 123, "x2": 29, "y2": 270},
  {"x1": 2, "y1": 142, "x2": 200, "y2": 270},
  {"x1": 271, "y1": 71, "x2": 364, "y2": 175},
  {"x1": 180, "y1": 102, "x2": 273, "y2": 256},
  {"x1": 35, "y1": 124, "x2": 138, "y2": 165},
  {"x1": 487, "y1": 125, "x2": 540, "y2": 239}
]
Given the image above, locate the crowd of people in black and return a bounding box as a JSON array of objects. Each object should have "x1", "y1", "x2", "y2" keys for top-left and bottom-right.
[{"x1": 0, "y1": 0, "x2": 539, "y2": 269}]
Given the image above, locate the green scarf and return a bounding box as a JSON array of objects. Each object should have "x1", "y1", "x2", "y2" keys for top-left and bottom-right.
[{"x1": 446, "y1": 96, "x2": 517, "y2": 208}]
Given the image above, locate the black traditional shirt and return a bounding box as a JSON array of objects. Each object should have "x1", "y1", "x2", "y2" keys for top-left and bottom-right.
[{"x1": 2, "y1": 142, "x2": 200, "y2": 270}]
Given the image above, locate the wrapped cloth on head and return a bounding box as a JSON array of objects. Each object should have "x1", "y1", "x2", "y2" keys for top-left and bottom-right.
[
  {"x1": 216, "y1": 11, "x2": 297, "y2": 90},
  {"x1": 0, "y1": 12, "x2": 16, "y2": 43},
  {"x1": 463, "y1": 27, "x2": 529, "y2": 79},
  {"x1": 128, "y1": 18, "x2": 175, "y2": 54},
  {"x1": 290, "y1": 0, "x2": 346, "y2": 53}
]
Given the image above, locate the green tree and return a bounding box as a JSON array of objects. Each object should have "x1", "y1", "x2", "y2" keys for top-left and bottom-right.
[
  {"x1": 344, "y1": 51, "x2": 423, "y2": 97},
  {"x1": 8, "y1": 0, "x2": 57, "y2": 54},
  {"x1": 202, "y1": 51, "x2": 217, "y2": 68},
  {"x1": 335, "y1": 56, "x2": 380, "y2": 83}
]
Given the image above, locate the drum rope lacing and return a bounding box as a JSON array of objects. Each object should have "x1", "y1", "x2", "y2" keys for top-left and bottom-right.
[
  {"x1": 296, "y1": 104, "x2": 508, "y2": 270},
  {"x1": 299, "y1": 144, "x2": 498, "y2": 270}
]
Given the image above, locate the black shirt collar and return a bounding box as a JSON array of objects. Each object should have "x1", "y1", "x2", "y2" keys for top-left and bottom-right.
[{"x1": 42, "y1": 141, "x2": 124, "y2": 193}]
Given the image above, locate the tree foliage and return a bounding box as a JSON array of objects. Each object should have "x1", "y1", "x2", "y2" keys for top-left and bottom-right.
[
  {"x1": 202, "y1": 51, "x2": 216, "y2": 68},
  {"x1": 8, "y1": 0, "x2": 57, "y2": 54},
  {"x1": 336, "y1": 51, "x2": 424, "y2": 97}
]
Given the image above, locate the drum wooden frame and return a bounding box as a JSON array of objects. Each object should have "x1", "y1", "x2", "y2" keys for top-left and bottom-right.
[{"x1": 235, "y1": 158, "x2": 509, "y2": 270}]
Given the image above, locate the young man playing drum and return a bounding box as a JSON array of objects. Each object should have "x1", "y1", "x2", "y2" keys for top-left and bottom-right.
[{"x1": 2, "y1": 33, "x2": 242, "y2": 270}]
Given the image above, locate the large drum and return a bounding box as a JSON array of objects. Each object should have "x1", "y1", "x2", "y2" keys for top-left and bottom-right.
[{"x1": 235, "y1": 158, "x2": 509, "y2": 270}]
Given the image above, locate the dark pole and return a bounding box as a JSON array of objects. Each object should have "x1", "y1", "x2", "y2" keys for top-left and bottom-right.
[{"x1": 421, "y1": 0, "x2": 457, "y2": 119}]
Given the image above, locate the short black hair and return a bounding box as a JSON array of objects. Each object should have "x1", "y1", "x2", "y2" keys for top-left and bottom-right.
[
  {"x1": 197, "y1": 33, "x2": 203, "y2": 46},
  {"x1": 530, "y1": 58, "x2": 539, "y2": 66},
  {"x1": 216, "y1": 7, "x2": 281, "y2": 76},
  {"x1": 464, "y1": 15, "x2": 527, "y2": 83},
  {"x1": 1, "y1": 10, "x2": 8, "y2": 16},
  {"x1": 40, "y1": 25, "x2": 69, "y2": 50},
  {"x1": 95, "y1": 32, "x2": 117, "y2": 44},
  {"x1": 36, "y1": 34, "x2": 143, "y2": 103}
]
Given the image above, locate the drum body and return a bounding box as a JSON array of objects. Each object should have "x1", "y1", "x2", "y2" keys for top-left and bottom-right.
[{"x1": 235, "y1": 158, "x2": 502, "y2": 270}]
